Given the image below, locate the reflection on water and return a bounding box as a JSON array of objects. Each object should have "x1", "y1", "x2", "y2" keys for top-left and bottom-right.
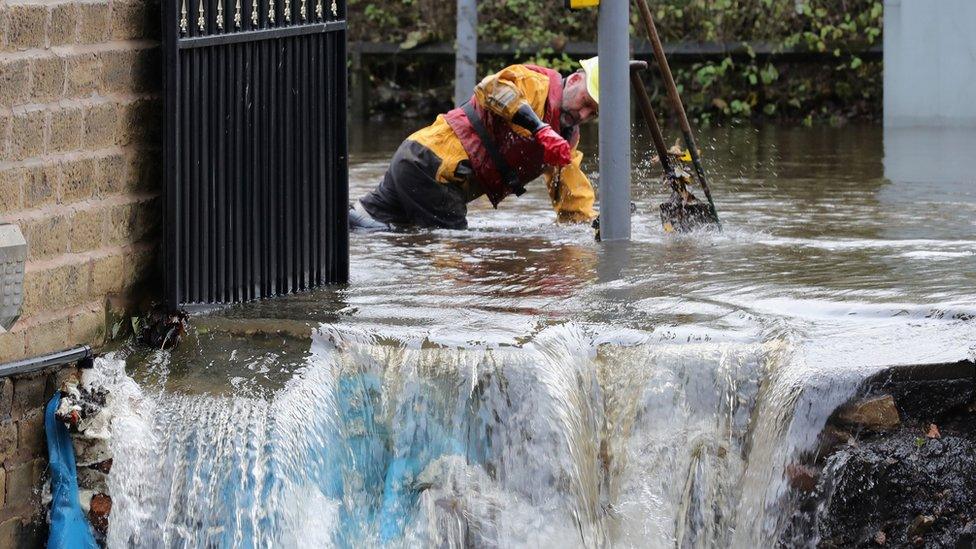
[{"x1": 107, "y1": 124, "x2": 975, "y2": 548}]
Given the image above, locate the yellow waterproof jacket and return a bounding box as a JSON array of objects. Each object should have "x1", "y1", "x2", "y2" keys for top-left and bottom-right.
[{"x1": 407, "y1": 65, "x2": 597, "y2": 223}]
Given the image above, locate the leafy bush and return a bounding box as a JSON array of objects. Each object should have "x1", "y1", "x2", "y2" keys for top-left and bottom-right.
[{"x1": 347, "y1": 0, "x2": 883, "y2": 123}]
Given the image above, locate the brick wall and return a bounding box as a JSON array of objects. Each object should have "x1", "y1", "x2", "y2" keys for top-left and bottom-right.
[
  {"x1": 0, "y1": 366, "x2": 78, "y2": 547},
  {"x1": 0, "y1": 0, "x2": 162, "y2": 362},
  {"x1": 0, "y1": 0, "x2": 161, "y2": 543}
]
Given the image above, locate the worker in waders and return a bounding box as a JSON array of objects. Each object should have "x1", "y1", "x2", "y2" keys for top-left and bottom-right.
[{"x1": 349, "y1": 58, "x2": 601, "y2": 230}]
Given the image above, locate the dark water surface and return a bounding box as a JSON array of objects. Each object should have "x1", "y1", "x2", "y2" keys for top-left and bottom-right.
[{"x1": 102, "y1": 123, "x2": 975, "y2": 548}]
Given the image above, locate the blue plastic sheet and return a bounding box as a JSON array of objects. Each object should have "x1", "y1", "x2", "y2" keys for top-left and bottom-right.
[{"x1": 45, "y1": 393, "x2": 97, "y2": 549}]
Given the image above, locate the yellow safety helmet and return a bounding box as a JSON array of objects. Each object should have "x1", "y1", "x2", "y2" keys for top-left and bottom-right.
[{"x1": 579, "y1": 57, "x2": 599, "y2": 105}]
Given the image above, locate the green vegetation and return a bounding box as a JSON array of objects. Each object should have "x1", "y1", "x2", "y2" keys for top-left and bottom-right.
[{"x1": 347, "y1": 0, "x2": 883, "y2": 124}]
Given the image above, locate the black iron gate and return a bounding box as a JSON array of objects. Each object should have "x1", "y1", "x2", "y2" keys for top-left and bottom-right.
[{"x1": 162, "y1": 0, "x2": 348, "y2": 309}]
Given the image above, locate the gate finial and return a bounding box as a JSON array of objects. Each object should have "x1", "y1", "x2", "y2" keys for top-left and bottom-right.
[
  {"x1": 197, "y1": 0, "x2": 205, "y2": 31},
  {"x1": 180, "y1": 0, "x2": 188, "y2": 34},
  {"x1": 217, "y1": 0, "x2": 224, "y2": 30}
]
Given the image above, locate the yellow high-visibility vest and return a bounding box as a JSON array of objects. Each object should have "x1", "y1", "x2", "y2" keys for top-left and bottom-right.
[{"x1": 566, "y1": 0, "x2": 599, "y2": 8}]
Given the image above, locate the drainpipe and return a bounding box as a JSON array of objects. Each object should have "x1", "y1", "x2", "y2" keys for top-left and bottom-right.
[
  {"x1": 454, "y1": 0, "x2": 477, "y2": 107},
  {"x1": 597, "y1": 0, "x2": 631, "y2": 241},
  {"x1": 0, "y1": 346, "x2": 93, "y2": 378}
]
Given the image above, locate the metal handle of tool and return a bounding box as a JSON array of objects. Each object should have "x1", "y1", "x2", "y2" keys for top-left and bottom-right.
[
  {"x1": 633, "y1": 0, "x2": 721, "y2": 227},
  {"x1": 629, "y1": 62, "x2": 674, "y2": 179}
]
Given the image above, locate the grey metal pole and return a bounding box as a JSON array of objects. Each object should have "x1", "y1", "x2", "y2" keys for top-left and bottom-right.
[
  {"x1": 597, "y1": 0, "x2": 631, "y2": 241},
  {"x1": 454, "y1": 0, "x2": 477, "y2": 107}
]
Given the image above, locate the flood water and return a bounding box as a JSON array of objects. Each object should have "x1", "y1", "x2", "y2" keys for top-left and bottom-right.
[{"x1": 98, "y1": 123, "x2": 975, "y2": 548}]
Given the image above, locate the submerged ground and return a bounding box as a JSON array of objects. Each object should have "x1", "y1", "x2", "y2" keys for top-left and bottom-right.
[{"x1": 98, "y1": 123, "x2": 975, "y2": 547}]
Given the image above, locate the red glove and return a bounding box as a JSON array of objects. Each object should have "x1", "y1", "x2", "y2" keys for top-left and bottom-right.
[{"x1": 534, "y1": 125, "x2": 572, "y2": 166}]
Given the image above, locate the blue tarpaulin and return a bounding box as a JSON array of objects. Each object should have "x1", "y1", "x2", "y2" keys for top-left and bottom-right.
[{"x1": 45, "y1": 393, "x2": 97, "y2": 549}]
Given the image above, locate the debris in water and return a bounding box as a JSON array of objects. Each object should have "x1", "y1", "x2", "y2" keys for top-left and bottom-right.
[
  {"x1": 836, "y1": 394, "x2": 901, "y2": 431},
  {"x1": 926, "y1": 423, "x2": 941, "y2": 439}
]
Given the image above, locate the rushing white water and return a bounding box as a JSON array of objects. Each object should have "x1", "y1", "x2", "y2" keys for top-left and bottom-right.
[{"x1": 102, "y1": 125, "x2": 975, "y2": 547}]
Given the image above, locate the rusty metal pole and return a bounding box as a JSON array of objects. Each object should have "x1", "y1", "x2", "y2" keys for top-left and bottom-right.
[
  {"x1": 629, "y1": 62, "x2": 673, "y2": 176},
  {"x1": 633, "y1": 0, "x2": 720, "y2": 226}
]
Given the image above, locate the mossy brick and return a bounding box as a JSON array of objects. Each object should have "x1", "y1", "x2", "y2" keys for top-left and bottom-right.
[
  {"x1": 0, "y1": 332, "x2": 27, "y2": 365},
  {"x1": 0, "y1": 421, "x2": 17, "y2": 462},
  {"x1": 10, "y1": 374, "x2": 45, "y2": 420},
  {"x1": 48, "y1": 3, "x2": 79, "y2": 46},
  {"x1": 21, "y1": 263, "x2": 86, "y2": 315},
  {"x1": 83, "y1": 101, "x2": 119, "y2": 148},
  {"x1": 4, "y1": 460, "x2": 37, "y2": 505},
  {"x1": 69, "y1": 206, "x2": 106, "y2": 252},
  {"x1": 0, "y1": 58, "x2": 30, "y2": 109},
  {"x1": 77, "y1": 3, "x2": 110, "y2": 44},
  {"x1": 6, "y1": 5, "x2": 47, "y2": 51},
  {"x1": 65, "y1": 53, "x2": 103, "y2": 98},
  {"x1": 0, "y1": 167, "x2": 25, "y2": 212},
  {"x1": 108, "y1": 199, "x2": 159, "y2": 245},
  {"x1": 0, "y1": 378, "x2": 12, "y2": 420},
  {"x1": 0, "y1": 7, "x2": 9, "y2": 50},
  {"x1": 29, "y1": 55, "x2": 66, "y2": 103},
  {"x1": 95, "y1": 153, "x2": 127, "y2": 194},
  {"x1": 23, "y1": 164, "x2": 60, "y2": 209},
  {"x1": 91, "y1": 253, "x2": 124, "y2": 295},
  {"x1": 60, "y1": 157, "x2": 98, "y2": 203},
  {"x1": 48, "y1": 106, "x2": 85, "y2": 154},
  {"x1": 21, "y1": 215, "x2": 69, "y2": 260},
  {"x1": 16, "y1": 408, "x2": 45, "y2": 459},
  {"x1": 100, "y1": 49, "x2": 136, "y2": 94},
  {"x1": 69, "y1": 306, "x2": 106, "y2": 345},
  {"x1": 24, "y1": 317, "x2": 70, "y2": 357},
  {"x1": 0, "y1": 466, "x2": 5, "y2": 508},
  {"x1": 0, "y1": 517, "x2": 21, "y2": 549},
  {"x1": 8, "y1": 110, "x2": 46, "y2": 162}
]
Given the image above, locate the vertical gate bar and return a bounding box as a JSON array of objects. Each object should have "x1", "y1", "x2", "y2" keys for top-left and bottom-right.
[
  {"x1": 325, "y1": 32, "x2": 334, "y2": 282},
  {"x1": 164, "y1": 0, "x2": 180, "y2": 308},
  {"x1": 200, "y1": 46, "x2": 211, "y2": 302},
  {"x1": 179, "y1": 51, "x2": 190, "y2": 302},
  {"x1": 218, "y1": 44, "x2": 228, "y2": 302},
  {"x1": 251, "y1": 40, "x2": 262, "y2": 298},
  {"x1": 259, "y1": 38, "x2": 269, "y2": 297},
  {"x1": 284, "y1": 37, "x2": 294, "y2": 294},
  {"x1": 193, "y1": 49, "x2": 206, "y2": 303},
  {"x1": 234, "y1": 42, "x2": 244, "y2": 301},
  {"x1": 213, "y1": 45, "x2": 223, "y2": 302},
  {"x1": 270, "y1": 39, "x2": 280, "y2": 295},
  {"x1": 337, "y1": 28, "x2": 349, "y2": 281},
  {"x1": 300, "y1": 34, "x2": 310, "y2": 290},
  {"x1": 311, "y1": 33, "x2": 322, "y2": 285}
]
